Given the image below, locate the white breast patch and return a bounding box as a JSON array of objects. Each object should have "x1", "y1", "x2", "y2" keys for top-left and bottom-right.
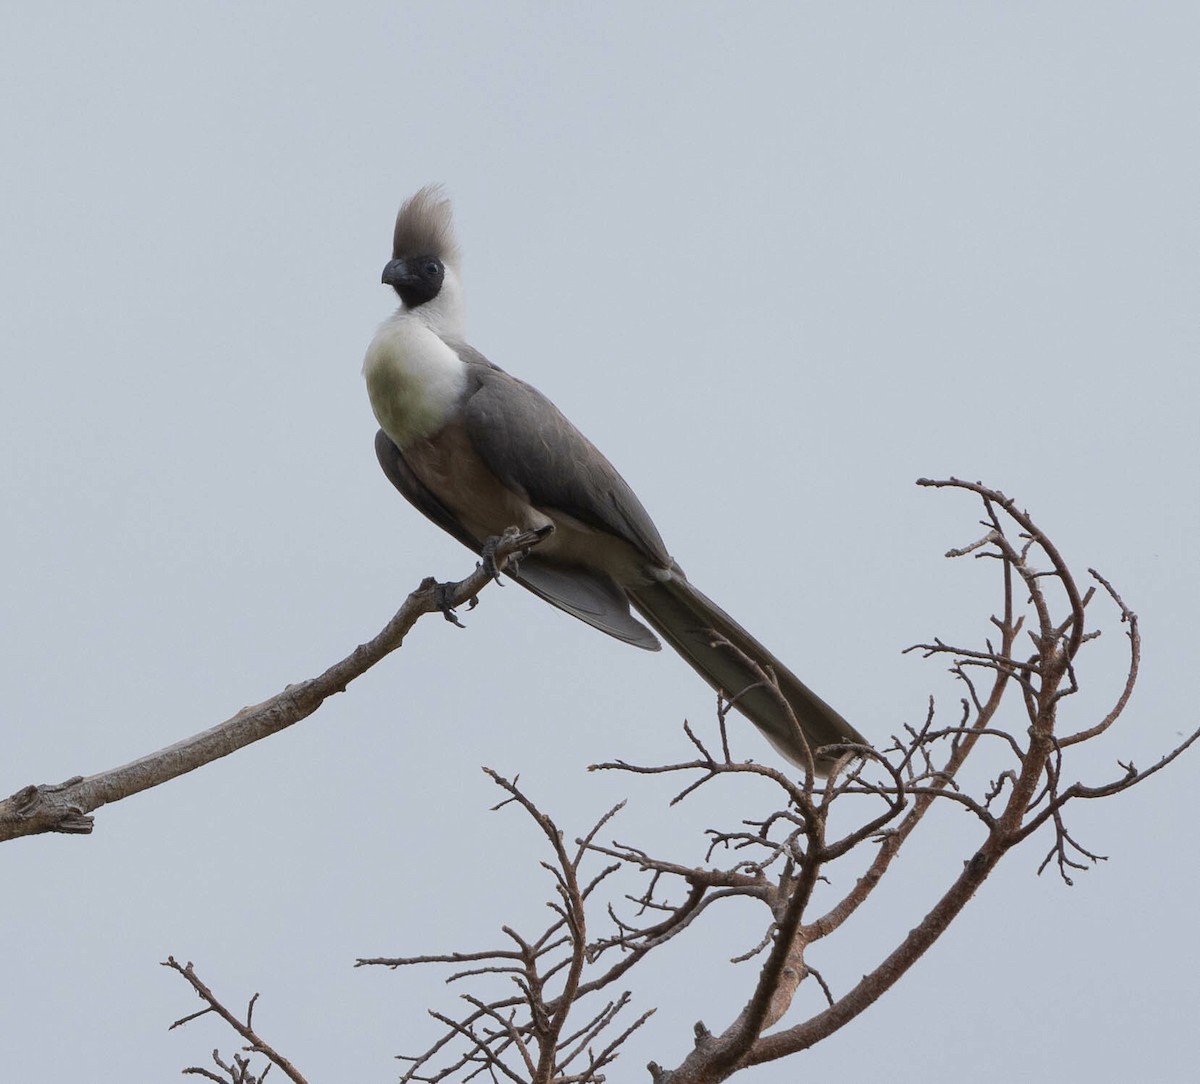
[{"x1": 363, "y1": 315, "x2": 468, "y2": 448}]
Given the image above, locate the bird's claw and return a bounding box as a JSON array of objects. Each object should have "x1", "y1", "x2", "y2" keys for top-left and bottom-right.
[
  {"x1": 434, "y1": 581, "x2": 468, "y2": 627},
  {"x1": 481, "y1": 524, "x2": 554, "y2": 580},
  {"x1": 479, "y1": 536, "x2": 508, "y2": 582}
]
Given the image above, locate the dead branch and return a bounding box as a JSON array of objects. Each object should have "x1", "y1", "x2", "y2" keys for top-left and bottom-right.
[
  {"x1": 164, "y1": 957, "x2": 307, "y2": 1084},
  {"x1": 357, "y1": 772, "x2": 656, "y2": 1083},
  {"x1": 157, "y1": 479, "x2": 1193, "y2": 1083},
  {"x1": 366, "y1": 478, "x2": 1192, "y2": 1084},
  {"x1": 0, "y1": 527, "x2": 549, "y2": 843}
]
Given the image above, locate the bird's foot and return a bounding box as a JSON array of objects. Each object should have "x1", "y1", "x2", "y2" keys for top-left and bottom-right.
[
  {"x1": 480, "y1": 524, "x2": 554, "y2": 580},
  {"x1": 433, "y1": 581, "x2": 471, "y2": 627},
  {"x1": 479, "y1": 536, "x2": 509, "y2": 582}
]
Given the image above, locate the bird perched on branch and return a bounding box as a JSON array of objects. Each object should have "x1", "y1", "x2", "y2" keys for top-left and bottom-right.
[{"x1": 363, "y1": 186, "x2": 866, "y2": 773}]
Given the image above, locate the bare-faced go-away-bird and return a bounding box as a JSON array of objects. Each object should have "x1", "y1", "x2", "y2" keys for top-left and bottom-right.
[{"x1": 363, "y1": 186, "x2": 867, "y2": 773}]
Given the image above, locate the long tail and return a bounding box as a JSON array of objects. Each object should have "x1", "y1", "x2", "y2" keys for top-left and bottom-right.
[{"x1": 628, "y1": 574, "x2": 867, "y2": 774}]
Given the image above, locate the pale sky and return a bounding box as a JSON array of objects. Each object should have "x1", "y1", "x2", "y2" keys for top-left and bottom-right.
[{"x1": 2, "y1": 4, "x2": 1197, "y2": 1082}]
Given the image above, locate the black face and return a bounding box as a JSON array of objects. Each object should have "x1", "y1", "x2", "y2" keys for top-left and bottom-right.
[{"x1": 381, "y1": 254, "x2": 444, "y2": 308}]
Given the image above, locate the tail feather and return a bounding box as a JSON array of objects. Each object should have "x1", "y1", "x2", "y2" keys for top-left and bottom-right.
[{"x1": 629, "y1": 574, "x2": 866, "y2": 774}]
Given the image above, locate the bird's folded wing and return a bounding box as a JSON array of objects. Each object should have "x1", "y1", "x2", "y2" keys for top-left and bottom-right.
[
  {"x1": 514, "y1": 558, "x2": 661, "y2": 650},
  {"x1": 454, "y1": 354, "x2": 673, "y2": 569},
  {"x1": 375, "y1": 427, "x2": 660, "y2": 650}
]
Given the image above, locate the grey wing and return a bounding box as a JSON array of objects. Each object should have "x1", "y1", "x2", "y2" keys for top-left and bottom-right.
[
  {"x1": 456, "y1": 353, "x2": 672, "y2": 569},
  {"x1": 516, "y1": 560, "x2": 661, "y2": 649},
  {"x1": 374, "y1": 428, "x2": 661, "y2": 650}
]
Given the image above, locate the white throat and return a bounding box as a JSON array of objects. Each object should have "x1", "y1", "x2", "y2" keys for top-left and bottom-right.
[{"x1": 416, "y1": 263, "x2": 466, "y2": 340}]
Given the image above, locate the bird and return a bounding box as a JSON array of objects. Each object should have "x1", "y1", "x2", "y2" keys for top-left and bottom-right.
[{"x1": 362, "y1": 186, "x2": 867, "y2": 773}]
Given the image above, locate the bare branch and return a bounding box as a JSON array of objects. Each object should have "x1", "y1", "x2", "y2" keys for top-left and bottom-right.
[
  {"x1": 160, "y1": 478, "x2": 1191, "y2": 1084},
  {"x1": 0, "y1": 527, "x2": 549, "y2": 843},
  {"x1": 164, "y1": 957, "x2": 307, "y2": 1084}
]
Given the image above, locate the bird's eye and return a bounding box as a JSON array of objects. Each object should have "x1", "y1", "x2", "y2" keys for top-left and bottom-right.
[{"x1": 424, "y1": 260, "x2": 440, "y2": 276}]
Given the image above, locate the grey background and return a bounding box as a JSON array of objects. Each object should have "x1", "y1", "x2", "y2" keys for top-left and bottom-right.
[{"x1": 2, "y1": 4, "x2": 1196, "y2": 1081}]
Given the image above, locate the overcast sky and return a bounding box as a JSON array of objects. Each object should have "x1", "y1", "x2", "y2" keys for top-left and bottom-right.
[{"x1": 2, "y1": 4, "x2": 1197, "y2": 1082}]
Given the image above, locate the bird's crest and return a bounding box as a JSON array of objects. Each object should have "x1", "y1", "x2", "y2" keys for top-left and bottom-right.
[{"x1": 392, "y1": 185, "x2": 460, "y2": 267}]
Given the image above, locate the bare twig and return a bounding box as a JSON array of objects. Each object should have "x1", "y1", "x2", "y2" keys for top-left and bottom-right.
[{"x1": 164, "y1": 957, "x2": 307, "y2": 1084}]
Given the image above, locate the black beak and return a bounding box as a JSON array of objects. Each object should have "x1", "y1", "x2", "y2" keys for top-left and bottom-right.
[{"x1": 381, "y1": 257, "x2": 416, "y2": 287}]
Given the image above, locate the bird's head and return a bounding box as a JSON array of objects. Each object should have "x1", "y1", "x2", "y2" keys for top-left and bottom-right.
[{"x1": 382, "y1": 185, "x2": 465, "y2": 337}]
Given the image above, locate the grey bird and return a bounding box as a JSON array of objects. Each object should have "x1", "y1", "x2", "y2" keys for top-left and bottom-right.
[{"x1": 363, "y1": 186, "x2": 867, "y2": 773}]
